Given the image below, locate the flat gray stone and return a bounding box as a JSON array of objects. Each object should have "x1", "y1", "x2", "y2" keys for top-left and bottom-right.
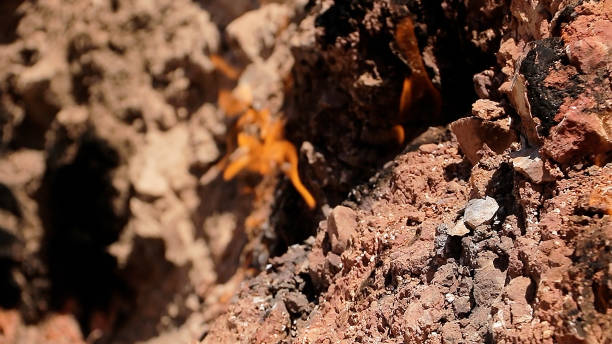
[{"x1": 464, "y1": 197, "x2": 499, "y2": 229}]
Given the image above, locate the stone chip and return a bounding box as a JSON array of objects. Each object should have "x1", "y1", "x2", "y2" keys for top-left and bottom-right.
[
  {"x1": 448, "y1": 219, "x2": 470, "y2": 237},
  {"x1": 511, "y1": 152, "x2": 555, "y2": 183},
  {"x1": 327, "y1": 205, "x2": 357, "y2": 254},
  {"x1": 463, "y1": 197, "x2": 499, "y2": 229}
]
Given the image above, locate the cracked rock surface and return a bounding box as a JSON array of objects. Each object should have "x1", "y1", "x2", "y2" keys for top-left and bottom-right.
[{"x1": 0, "y1": 0, "x2": 610, "y2": 343}]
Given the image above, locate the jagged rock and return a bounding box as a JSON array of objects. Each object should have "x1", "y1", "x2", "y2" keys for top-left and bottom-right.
[
  {"x1": 473, "y1": 256, "x2": 506, "y2": 307},
  {"x1": 543, "y1": 111, "x2": 612, "y2": 164},
  {"x1": 441, "y1": 322, "x2": 463, "y2": 344},
  {"x1": 325, "y1": 252, "x2": 343, "y2": 274},
  {"x1": 453, "y1": 296, "x2": 471, "y2": 315},
  {"x1": 511, "y1": 151, "x2": 555, "y2": 183},
  {"x1": 448, "y1": 219, "x2": 470, "y2": 237},
  {"x1": 450, "y1": 116, "x2": 516, "y2": 164},
  {"x1": 284, "y1": 291, "x2": 309, "y2": 315},
  {"x1": 505, "y1": 277, "x2": 533, "y2": 324},
  {"x1": 509, "y1": 73, "x2": 541, "y2": 145},
  {"x1": 471, "y1": 99, "x2": 505, "y2": 120},
  {"x1": 450, "y1": 117, "x2": 484, "y2": 164}
]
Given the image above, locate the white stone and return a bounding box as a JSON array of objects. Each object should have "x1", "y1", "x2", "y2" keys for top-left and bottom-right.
[{"x1": 464, "y1": 197, "x2": 499, "y2": 229}]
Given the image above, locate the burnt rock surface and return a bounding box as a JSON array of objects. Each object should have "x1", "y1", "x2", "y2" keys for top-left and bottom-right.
[
  {"x1": 0, "y1": 0, "x2": 610, "y2": 343},
  {"x1": 202, "y1": 0, "x2": 611, "y2": 343}
]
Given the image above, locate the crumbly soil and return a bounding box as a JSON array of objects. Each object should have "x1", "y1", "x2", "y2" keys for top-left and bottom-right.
[{"x1": 0, "y1": 0, "x2": 610, "y2": 343}]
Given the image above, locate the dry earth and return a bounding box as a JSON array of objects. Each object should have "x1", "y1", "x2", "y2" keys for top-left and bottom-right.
[{"x1": 0, "y1": 0, "x2": 610, "y2": 343}]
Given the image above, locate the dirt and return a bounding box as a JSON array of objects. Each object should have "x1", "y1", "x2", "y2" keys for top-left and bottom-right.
[{"x1": 0, "y1": 0, "x2": 610, "y2": 343}]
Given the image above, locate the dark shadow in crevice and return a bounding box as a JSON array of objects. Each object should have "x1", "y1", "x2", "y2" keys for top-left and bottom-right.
[
  {"x1": 0, "y1": 0, "x2": 25, "y2": 44},
  {"x1": 485, "y1": 162, "x2": 516, "y2": 218},
  {"x1": 592, "y1": 280, "x2": 609, "y2": 314},
  {"x1": 105, "y1": 236, "x2": 189, "y2": 344},
  {"x1": 71, "y1": 59, "x2": 103, "y2": 104},
  {"x1": 526, "y1": 277, "x2": 537, "y2": 304},
  {"x1": 11, "y1": 112, "x2": 54, "y2": 150},
  {"x1": 493, "y1": 254, "x2": 509, "y2": 272},
  {"x1": 0, "y1": 183, "x2": 21, "y2": 218},
  {"x1": 419, "y1": 0, "x2": 499, "y2": 121},
  {"x1": 9, "y1": 79, "x2": 60, "y2": 151},
  {"x1": 444, "y1": 159, "x2": 472, "y2": 182},
  {"x1": 0, "y1": 229, "x2": 20, "y2": 309},
  {"x1": 37, "y1": 134, "x2": 127, "y2": 333},
  {"x1": 0, "y1": 185, "x2": 21, "y2": 309}
]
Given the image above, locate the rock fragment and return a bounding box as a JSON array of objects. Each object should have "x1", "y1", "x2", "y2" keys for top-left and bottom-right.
[
  {"x1": 542, "y1": 111, "x2": 612, "y2": 164},
  {"x1": 450, "y1": 117, "x2": 484, "y2": 164},
  {"x1": 511, "y1": 151, "x2": 555, "y2": 183},
  {"x1": 471, "y1": 99, "x2": 505, "y2": 120},
  {"x1": 327, "y1": 206, "x2": 357, "y2": 254},
  {"x1": 505, "y1": 277, "x2": 533, "y2": 324},
  {"x1": 448, "y1": 219, "x2": 470, "y2": 237},
  {"x1": 325, "y1": 252, "x2": 343, "y2": 274},
  {"x1": 283, "y1": 292, "x2": 309, "y2": 316},
  {"x1": 441, "y1": 322, "x2": 463, "y2": 344},
  {"x1": 473, "y1": 257, "x2": 506, "y2": 307},
  {"x1": 450, "y1": 116, "x2": 516, "y2": 165},
  {"x1": 453, "y1": 296, "x2": 471, "y2": 315},
  {"x1": 463, "y1": 197, "x2": 499, "y2": 229},
  {"x1": 434, "y1": 224, "x2": 451, "y2": 260},
  {"x1": 226, "y1": 4, "x2": 292, "y2": 63}
]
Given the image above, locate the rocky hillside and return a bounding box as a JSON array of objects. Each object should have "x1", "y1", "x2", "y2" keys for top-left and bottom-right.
[{"x1": 0, "y1": 0, "x2": 610, "y2": 343}]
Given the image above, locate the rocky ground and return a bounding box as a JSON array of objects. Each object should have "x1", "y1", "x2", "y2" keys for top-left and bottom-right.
[{"x1": 0, "y1": 0, "x2": 610, "y2": 343}]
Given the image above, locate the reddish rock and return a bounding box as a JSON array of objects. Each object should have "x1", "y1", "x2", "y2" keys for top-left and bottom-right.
[
  {"x1": 588, "y1": 183, "x2": 612, "y2": 215},
  {"x1": 562, "y1": 6, "x2": 612, "y2": 74},
  {"x1": 325, "y1": 252, "x2": 343, "y2": 274},
  {"x1": 505, "y1": 276, "x2": 531, "y2": 302},
  {"x1": 441, "y1": 321, "x2": 463, "y2": 344},
  {"x1": 511, "y1": 150, "x2": 555, "y2": 183},
  {"x1": 39, "y1": 314, "x2": 85, "y2": 344},
  {"x1": 326, "y1": 205, "x2": 357, "y2": 254},
  {"x1": 252, "y1": 300, "x2": 290, "y2": 344},
  {"x1": 543, "y1": 111, "x2": 612, "y2": 164},
  {"x1": 472, "y1": 99, "x2": 505, "y2": 120},
  {"x1": 451, "y1": 116, "x2": 516, "y2": 164},
  {"x1": 451, "y1": 117, "x2": 485, "y2": 164}
]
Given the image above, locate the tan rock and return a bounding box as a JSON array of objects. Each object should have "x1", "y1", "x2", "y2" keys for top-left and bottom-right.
[
  {"x1": 450, "y1": 116, "x2": 516, "y2": 164},
  {"x1": 511, "y1": 151, "x2": 555, "y2": 183},
  {"x1": 464, "y1": 197, "x2": 499, "y2": 229},
  {"x1": 472, "y1": 99, "x2": 505, "y2": 120},
  {"x1": 327, "y1": 205, "x2": 357, "y2": 254},
  {"x1": 509, "y1": 73, "x2": 542, "y2": 145},
  {"x1": 450, "y1": 117, "x2": 484, "y2": 164},
  {"x1": 227, "y1": 4, "x2": 292, "y2": 62},
  {"x1": 448, "y1": 219, "x2": 470, "y2": 237}
]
